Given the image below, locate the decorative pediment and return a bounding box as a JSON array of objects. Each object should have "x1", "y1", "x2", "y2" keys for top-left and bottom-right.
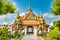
[{"x1": 24, "y1": 11, "x2": 36, "y2": 20}]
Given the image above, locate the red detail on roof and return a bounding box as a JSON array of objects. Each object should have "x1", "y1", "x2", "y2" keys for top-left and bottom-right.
[
  {"x1": 43, "y1": 24, "x2": 50, "y2": 27},
  {"x1": 10, "y1": 24, "x2": 16, "y2": 27}
]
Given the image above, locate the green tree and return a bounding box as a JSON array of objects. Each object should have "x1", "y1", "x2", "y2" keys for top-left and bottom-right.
[
  {"x1": 51, "y1": 0, "x2": 60, "y2": 15},
  {"x1": 49, "y1": 27, "x2": 60, "y2": 40},
  {"x1": 53, "y1": 20, "x2": 60, "y2": 31},
  {"x1": 0, "y1": 23, "x2": 9, "y2": 40},
  {"x1": 0, "y1": 0, "x2": 16, "y2": 15},
  {"x1": 49, "y1": 20, "x2": 60, "y2": 40}
]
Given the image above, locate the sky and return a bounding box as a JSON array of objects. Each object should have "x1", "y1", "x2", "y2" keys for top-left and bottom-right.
[
  {"x1": 11, "y1": 0, "x2": 53, "y2": 14},
  {"x1": 0, "y1": 0, "x2": 60, "y2": 25}
]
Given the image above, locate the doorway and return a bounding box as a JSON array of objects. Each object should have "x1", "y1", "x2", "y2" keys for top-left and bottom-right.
[{"x1": 27, "y1": 26, "x2": 33, "y2": 34}]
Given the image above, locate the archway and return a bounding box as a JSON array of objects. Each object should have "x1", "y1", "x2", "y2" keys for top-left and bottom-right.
[{"x1": 27, "y1": 26, "x2": 33, "y2": 34}]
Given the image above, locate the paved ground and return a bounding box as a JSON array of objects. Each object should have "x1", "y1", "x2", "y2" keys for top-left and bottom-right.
[{"x1": 21, "y1": 35, "x2": 42, "y2": 40}]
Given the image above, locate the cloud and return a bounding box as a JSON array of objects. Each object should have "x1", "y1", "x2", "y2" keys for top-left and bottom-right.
[
  {"x1": 43, "y1": 13, "x2": 60, "y2": 19},
  {"x1": 0, "y1": 15, "x2": 6, "y2": 24},
  {"x1": 13, "y1": 2, "x2": 16, "y2": 5},
  {"x1": 19, "y1": 12, "x2": 26, "y2": 16},
  {"x1": 43, "y1": 13, "x2": 60, "y2": 24},
  {"x1": 43, "y1": 13, "x2": 54, "y2": 18},
  {"x1": 0, "y1": 13, "x2": 16, "y2": 24}
]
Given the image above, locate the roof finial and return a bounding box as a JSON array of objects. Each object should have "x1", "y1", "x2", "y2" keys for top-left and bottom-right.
[
  {"x1": 28, "y1": 0, "x2": 32, "y2": 11},
  {"x1": 17, "y1": 12, "x2": 19, "y2": 16},
  {"x1": 40, "y1": 11, "x2": 43, "y2": 18},
  {"x1": 29, "y1": 0, "x2": 30, "y2": 9},
  {"x1": 16, "y1": 12, "x2": 20, "y2": 19}
]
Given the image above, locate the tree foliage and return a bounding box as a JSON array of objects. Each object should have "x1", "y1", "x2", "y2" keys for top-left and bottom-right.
[
  {"x1": 0, "y1": 24, "x2": 8, "y2": 40},
  {"x1": 53, "y1": 20, "x2": 60, "y2": 31},
  {"x1": 49, "y1": 20, "x2": 60, "y2": 40},
  {"x1": 51, "y1": 0, "x2": 60, "y2": 15},
  {"x1": 49, "y1": 27, "x2": 60, "y2": 40},
  {"x1": 0, "y1": 0, "x2": 16, "y2": 15}
]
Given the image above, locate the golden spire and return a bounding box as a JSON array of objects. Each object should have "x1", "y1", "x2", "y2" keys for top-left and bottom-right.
[
  {"x1": 17, "y1": 12, "x2": 19, "y2": 16},
  {"x1": 28, "y1": 0, "x2": 32, "y2": 11},
  {"x1": 28, "y1": 0, "x2": 30, "y2": 9},
  {"x1": 16, "y1": 12, "x2": 20, "y2": 19},
  {"x1": 40, "y1": 11, "x2": 43, "y2": 18}
]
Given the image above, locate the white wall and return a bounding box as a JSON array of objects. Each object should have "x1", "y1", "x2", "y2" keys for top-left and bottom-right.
[
  {"x1": 33, "y1": 26, "x2": 37, "y2": 36},
  {"x1": 23, "y1": 26, "x2": 27, "y2": 35}
]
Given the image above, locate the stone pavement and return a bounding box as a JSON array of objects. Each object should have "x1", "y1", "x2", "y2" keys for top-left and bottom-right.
[{"x1": 21, "y1": 35, "x2": 42, "y2": 40}]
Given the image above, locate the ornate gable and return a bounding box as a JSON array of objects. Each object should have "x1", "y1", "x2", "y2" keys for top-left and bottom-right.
[{"x1": 24, "y1": 12, "x2": 36, "y2": 20}]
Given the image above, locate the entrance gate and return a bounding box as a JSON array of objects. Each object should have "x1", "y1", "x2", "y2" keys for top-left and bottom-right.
[{"x1": 27, "y1": 26, "x2": 33, "y2": 34}]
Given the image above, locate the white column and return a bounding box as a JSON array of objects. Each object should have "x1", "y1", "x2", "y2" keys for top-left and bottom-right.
[
  {"x1": 24, "y1": 26, "x2": 27, "y2": 35},
  {"x1": 10, "y1": 27, "x2": 12, "y2": 34},
  {"x1": 34, "y1": 26, "x2": 37, "y2": 36},
  {"x1": 48, "y1": 27, "x2": 49, "y2": 32}
]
